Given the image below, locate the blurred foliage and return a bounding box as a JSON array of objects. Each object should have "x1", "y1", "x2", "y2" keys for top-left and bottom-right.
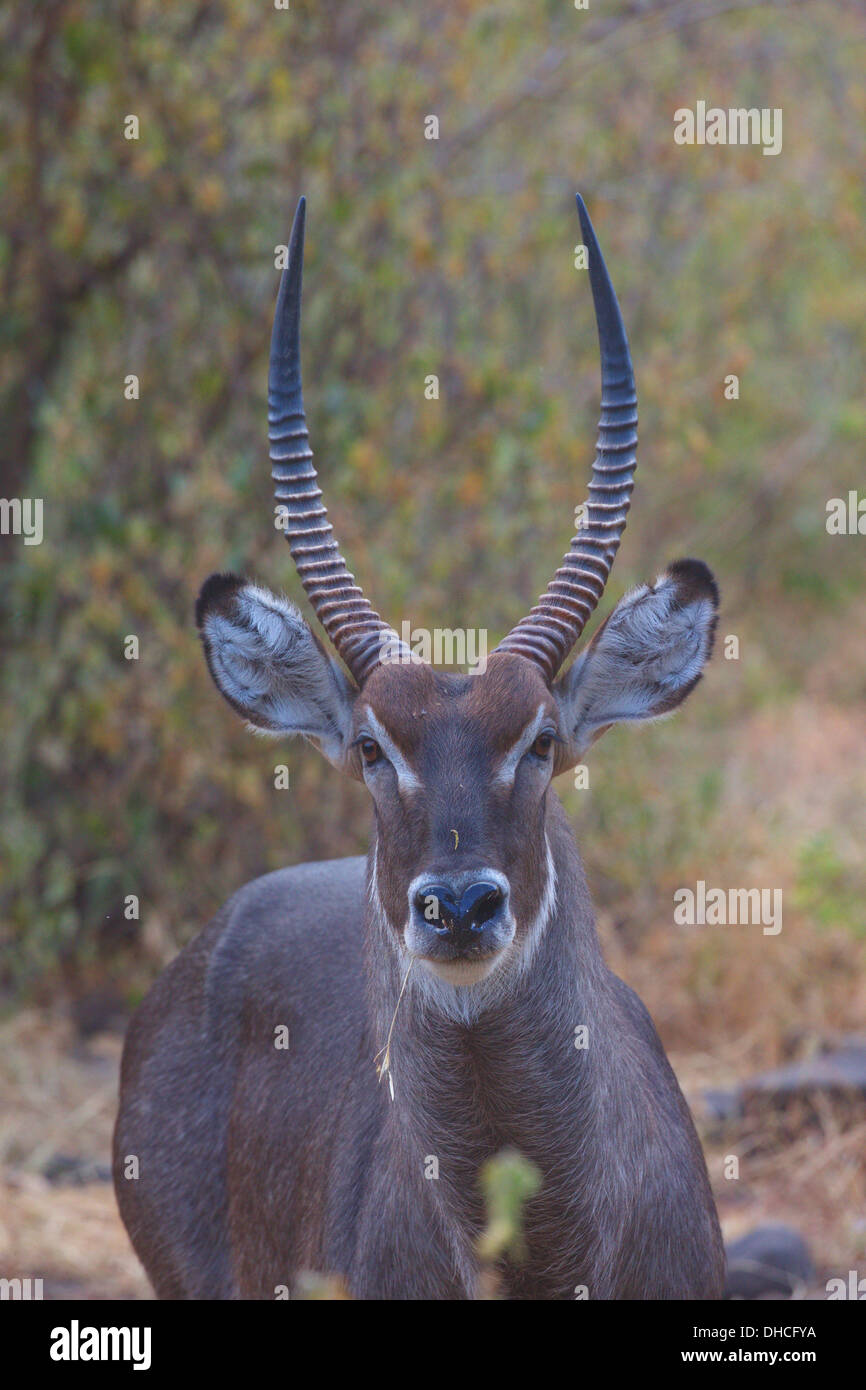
[
  {"x1": 477, "y1": 1147, "x2": 542, "y2": 1267},
  {"x1": 795, "y1": 835, "x2": 866, "y2": 939},
  {"x1": 1, "y1": 0, "x2": 865, "y2": 1007}
]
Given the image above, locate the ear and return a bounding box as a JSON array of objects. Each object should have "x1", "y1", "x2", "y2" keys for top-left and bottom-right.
[
  {"x1": 553, "y1": 558, "x2": 719, "y2": 759},
  {"x1": 195, "y1": 573, "x2": 357, "y2": 769}
]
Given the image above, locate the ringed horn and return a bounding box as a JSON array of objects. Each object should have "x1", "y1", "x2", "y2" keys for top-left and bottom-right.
[
  {"x1": 494, "y1": 194, "x2": 638, "y2": 681},
  {"x1": 269, "y1": 193, "x2": 636, "y2": 688},
  {"x1": 268, "y1": 197, "x2": 408, "y2": 686}
]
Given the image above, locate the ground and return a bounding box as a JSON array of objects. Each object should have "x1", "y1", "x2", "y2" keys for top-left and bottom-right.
[{"x1": 1, "y1": 1005, "x2": 862, "y2": 1300}]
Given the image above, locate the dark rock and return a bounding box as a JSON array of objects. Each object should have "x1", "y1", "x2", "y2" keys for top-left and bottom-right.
[
  {"x1": 742, "y1": 1040, "x2": 866, "y2": 1104},
  {"x1": 724, "y1": 1224, "x2": 815, "y2": 1299},
  {"x1": 703, "y1": 1037, "x2": 866, "y2": 1141},
  {"x1": 42, "y1": 1152, "x2": 112, "y2": 1186}
]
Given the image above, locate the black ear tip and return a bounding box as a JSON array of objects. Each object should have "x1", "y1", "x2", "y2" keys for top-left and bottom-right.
[
  {"x1": 195, "y1": 572, "x2": 245, "y2": 628},
  {"x1": 667, "y1": 557, "x2": 720, "y2": 609}
]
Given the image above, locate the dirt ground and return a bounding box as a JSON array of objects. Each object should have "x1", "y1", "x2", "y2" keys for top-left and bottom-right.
[
  {"x1": 0, "y1": 1011, "x2": 150, "y2": 1300},
  {"x1": 1, "y1": 1006, "x2": 863, "y2": 1300}
]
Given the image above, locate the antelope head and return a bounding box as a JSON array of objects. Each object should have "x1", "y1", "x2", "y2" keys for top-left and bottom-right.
[{"x1": 197, "y1": 196, "x2": 718, "y2": 989}]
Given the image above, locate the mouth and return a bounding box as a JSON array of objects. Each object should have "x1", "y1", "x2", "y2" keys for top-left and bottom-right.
[{"x1": 415, "y1": 947, "x2": 509, "y2": 987}]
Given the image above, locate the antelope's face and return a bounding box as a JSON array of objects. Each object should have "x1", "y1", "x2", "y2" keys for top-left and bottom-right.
[
  {"x1": 354, "y1": 657, "x2": 558, "y2": 984},
  {"x1": 195, "y1": 193, "x2": 720, "y2": 994}
]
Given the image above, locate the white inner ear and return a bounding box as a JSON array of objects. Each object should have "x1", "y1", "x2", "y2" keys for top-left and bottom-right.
[
  {"x1": 557, "y1": 572, "x2": 716, "y2": 750},
  {"x1": 203, "y1": 584, "x2": 354, "y2": 762}
]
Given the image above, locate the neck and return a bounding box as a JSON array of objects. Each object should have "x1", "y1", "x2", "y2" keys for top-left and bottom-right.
[{"x1": 362, "y1": 795, "x2": 612, "y2": 1295}]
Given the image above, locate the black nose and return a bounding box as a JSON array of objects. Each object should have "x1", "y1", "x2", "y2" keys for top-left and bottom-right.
[{"x1": 413, "y1": 881, "x2": 504, "y2": 935}]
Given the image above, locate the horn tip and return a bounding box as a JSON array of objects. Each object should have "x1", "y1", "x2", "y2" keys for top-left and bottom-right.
[
  {"x1": 575, "y1": 191, "x2": 594, "y2": 244},
  {"x1": 290, "y1": 196, "x2": 307, "y2": 245}
]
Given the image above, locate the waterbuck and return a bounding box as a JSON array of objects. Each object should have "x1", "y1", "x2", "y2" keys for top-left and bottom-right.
[{"x1": 114, "y1": 195, "x2": 725, "y2": 1300}]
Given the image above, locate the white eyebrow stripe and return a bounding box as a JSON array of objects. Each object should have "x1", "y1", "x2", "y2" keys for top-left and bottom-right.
[
  {"x1": 492, "y1": 703, "x2": 549, "y2": 788},
  {"x1": 363, "y1": 707, "x2": 422, "y2": 793}
]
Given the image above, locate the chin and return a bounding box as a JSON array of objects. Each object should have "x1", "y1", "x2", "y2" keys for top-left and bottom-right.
[{"x1": 420, "y1": 954, "x2": 505, "y2": 987}]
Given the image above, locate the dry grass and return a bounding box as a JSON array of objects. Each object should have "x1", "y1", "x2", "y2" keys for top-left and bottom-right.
[
  {"x1": 680, "y1": 1051, "x2": 866, "y2": 1294},
  {"x1": 0, "y1": 1010, "x2": 151, "y2": 1300}
]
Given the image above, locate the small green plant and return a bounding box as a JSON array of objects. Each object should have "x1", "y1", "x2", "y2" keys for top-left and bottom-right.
[
  {"x1": 794, "y1": 834, "x2": 866, "y2": 938},
  {"x1": 477, "y1": 1147, "x2": 542, "y2": 1269}
]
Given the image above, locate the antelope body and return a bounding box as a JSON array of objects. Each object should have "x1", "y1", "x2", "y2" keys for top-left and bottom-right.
[{"x1": 114, "y1": 196, "x2": 725, "y2": 1299}]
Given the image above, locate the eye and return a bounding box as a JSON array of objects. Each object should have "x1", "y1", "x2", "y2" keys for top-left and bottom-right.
[
  {"x1": 360, "y1": 738, "x2": 382, "y2": 766},
  {"x1": 532, "y1": 732, "x2": 554, "y2": 759}
]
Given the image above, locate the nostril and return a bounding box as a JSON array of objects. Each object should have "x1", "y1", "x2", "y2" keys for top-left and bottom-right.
[
  {"x1": 413, "y1": 884, "x2": 459, "y2": 933},
  {"x1": 458, "y1": 882, "x2": 504, "y2": 932}
]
